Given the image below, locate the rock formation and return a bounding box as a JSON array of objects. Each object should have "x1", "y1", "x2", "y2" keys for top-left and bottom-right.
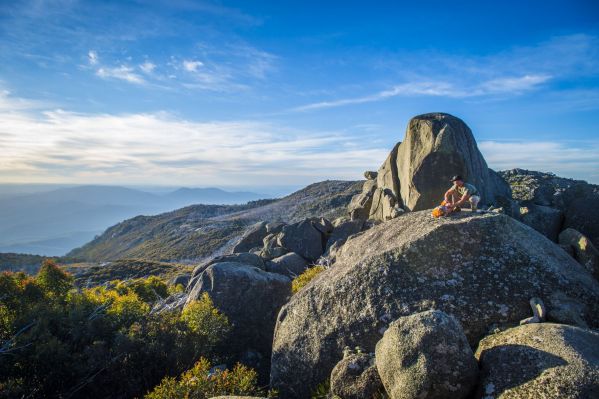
[
  {"x1": 375, "y1": 310, "x2": 478, "y2": 399},
  {"x1": 559, "y1": 228, "x2": 599, "y2": 280},
  {"x1": 349, "y1": 113, "x2": 511, "y2": 221},
  {"x1": 500, "y1": 169, "x2": 599, "y2": 246},
  {"x1": 518, "y1": 204, "x2": 563, "y2": 242},
  {"x1": 265, "y1": 252, "x2": 308, "y2": 278},
  {"x1": 232, "y1": 221, "x2": 269, "y2": 253},
  {"x1": 186, "y1": 262, "x2": 291, "y2": 376},
  {"x1": 475, "y1": 323, "x2": 599, "y2": 398},
  {"x1": 269, "y1": 211, "x2": 599, "y2": 398},
  {"x1": 330, "y1": 352, "x2": 383, "y2": 399}
]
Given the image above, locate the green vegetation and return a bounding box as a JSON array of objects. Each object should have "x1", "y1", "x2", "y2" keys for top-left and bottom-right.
[
  {"x1": 311, "y1": 380, "x2": 333, "y2": 399},
  {"x1": 292, "y1": 266, "x2": 326, "y2": 293},
  {"x1": 0, "y1": 253, "x2": 48, "y2": 274},
  {"x1": 0, "y1": 259, "x2": 248, "y2": 399},
  {"x1": 145, "y1": 358, "x2": 263, "y2": 399},
  {"x1": 66, "y1": 258, "x2": 192, "y2": 287}
]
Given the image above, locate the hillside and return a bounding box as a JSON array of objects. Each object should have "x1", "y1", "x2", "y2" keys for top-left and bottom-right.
[{"x1": 67, "y1": 180, "x2": 362, "y2": 263}]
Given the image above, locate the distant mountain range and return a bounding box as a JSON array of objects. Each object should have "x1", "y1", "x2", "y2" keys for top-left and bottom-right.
[{"x1": 0, "y1": 184, "x2": 267, "y2": 256}]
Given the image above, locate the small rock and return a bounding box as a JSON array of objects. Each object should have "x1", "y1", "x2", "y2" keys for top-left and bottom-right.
[
  {"x1": 266, "y1": 252, "x2": 308, "y2": 278},
  {"x1": 330, "y1": 353, "x2": 384, "y2": 399},
  {"x1": 559, "y1": 228, "x2": 599, "y2": 280},
  {"x1": 364, "y1": 171, "x2": 378, "y2": 180}
]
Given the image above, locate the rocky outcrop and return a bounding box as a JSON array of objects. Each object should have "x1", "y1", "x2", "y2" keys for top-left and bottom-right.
[
  {"x1": 188, "y1": 252, "x2": 265, "y2": 289},
  {"x1": 186, "y1": 262, "x2": 291, "y2": 374},
  {"x1": 559, "y1": 228, "x2": 599, "y2": 280},
  {"x1": 564, "y1": 195, "x2": 599, "y2": 248},
  {"x1": 365, "y1": 114, "x2": 511, "y2": 218},
  {"x1": 232, "y1": 222, "x2": 268, "y2": 253},
  {"x1": 498, "y1": 168, "x2": 596, "y2": 208},
  {"x1": 265, "y1": 252, "x2": 308, "y2": 278},
  {"x1": 270, "y1": 211, "x2": 599, "y2": 398},
  {"x1": 518, "y1": 204, "x2": 563, "y2": 242},
  {"x1": 347, "y1": 171, "x2": 380, "y2": 221},
  {"x1": 325, "y1": 218, "x2": 365, "y2": 252},
  {"x1": 375, "y1": 310, "x2": 478, "y2": 399},
  {"x1": 277, "y1": 219, "x2": 325, "y2": 261},
  {"x1": 475, "y1": 323, "x2": 599, "y2": 398},
  {"x1": 330, "y1": 352, "x2": 383, "y2": 399},
  {"x1": 500, "y1": 169, "x2": 599, "y2": 245}
]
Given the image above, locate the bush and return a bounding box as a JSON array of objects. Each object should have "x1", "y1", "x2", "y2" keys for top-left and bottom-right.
[
  {"x1": 145, "y1": 357, "x2": 262, "y2": 399},
  {"x1": 36, "y1": 259, "x2": 73, "y2": 300},
  {"x1": 0, "y1": 264, "x2": 232, "y2": 399},
  {"x1": 181, "y1": 293, "x2": 230, "y2": 350},
  {"x1": 292, "y1": 266, "x2": 325, "y2": 293}
]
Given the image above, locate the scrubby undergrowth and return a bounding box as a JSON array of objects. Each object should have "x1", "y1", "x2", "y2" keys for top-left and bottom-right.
[{"x1": 0, "y1": 260, "x2": 259, "y2": 399}]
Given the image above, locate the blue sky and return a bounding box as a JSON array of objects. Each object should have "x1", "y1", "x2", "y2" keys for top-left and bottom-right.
[{"x1": 1, "y1": 0, "x2": 598, "y2": 191}]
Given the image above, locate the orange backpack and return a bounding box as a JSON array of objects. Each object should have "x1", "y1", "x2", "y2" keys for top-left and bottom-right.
[{"x1": 431, "y1": 200, "x2": 449, "y2": 218}]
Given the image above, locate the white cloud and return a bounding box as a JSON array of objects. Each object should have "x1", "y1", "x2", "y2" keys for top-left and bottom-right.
[
  {"x1": 88, "y1": 50, "x2": 98, "y2": 65},
  {"x1": 476, "y1": 74, "x2": 551, "y2": 94},
  {"x1": 292, "y1": 75, "x2": 551, "y2": 111},
  {"x1": 293, "y1": 34, "x2": 597, "y2": 112},
  {"x1": 0, "y1": 91, "x2": 387, "y2": 186},
  {"x1": 183, "y1": 60, "x2": 203, "y2": 72},
  {"x1": 139, "y1": 61, "x2": 156, "y2": 74},
  {"x1": 96, "y1": 65, "x2": 145, "y2": 84}
]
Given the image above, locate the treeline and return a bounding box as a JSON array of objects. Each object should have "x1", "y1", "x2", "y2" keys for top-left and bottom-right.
[{"x1": 0, "y1": 260, "x2": 266, "y2": 398}]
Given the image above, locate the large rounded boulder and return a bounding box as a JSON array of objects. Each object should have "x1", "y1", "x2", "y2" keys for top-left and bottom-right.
[
  {"x1": 370, "y1": 113, "x2": 511, "y2": 215},
  {"x1": 186, "y1": 262, "x2": 291, "y2": 375},
  {"x1": 375, "y1": 310, "x2": 478, "y2": 399},
  {"x1": 270, "y1": 211, "x2": 599, "y2": 398},
  {"x1": 475, "y1": 323, "x2": 599, "y2": 398}
]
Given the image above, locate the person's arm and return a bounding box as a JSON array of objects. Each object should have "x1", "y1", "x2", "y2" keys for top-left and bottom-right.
[
  {"x1": 444, "y1": 188, "x2": 456, "y2": 203},
  {"x1": 454, "y1": 192, "x2": 471, "y2": 207}
]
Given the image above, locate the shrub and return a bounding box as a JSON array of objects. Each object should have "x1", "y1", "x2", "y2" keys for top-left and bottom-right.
[
  {"x1": 0, "y1": 265, "x2": 232, "y2": 399},
  {"x1": 35, "y1": 259, "x2": 73, "y2": 300},
  {"x1": 292, "y1": 266, "x2": 325, "y2": 293},
  {"x1": 145, "y1": 357, "x2": 262, "y2": 399}
]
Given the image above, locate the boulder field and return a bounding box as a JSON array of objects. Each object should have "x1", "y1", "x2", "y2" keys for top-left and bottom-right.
[
  {"x1": 269, "y1": 211, "x2": 599, "y2": 398},
  {"x1": 177, "y1": 112, "x2": 599, "y2": 398}
]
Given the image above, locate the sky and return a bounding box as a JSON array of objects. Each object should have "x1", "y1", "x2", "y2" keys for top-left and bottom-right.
[{"x1": 1, "y1": 0, "x2": 598, "y2": 192}]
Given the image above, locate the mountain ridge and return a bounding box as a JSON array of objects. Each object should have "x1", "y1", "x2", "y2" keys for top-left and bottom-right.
[{"x1": 67, "y1": 180, "x2": 362, "y2": 263}]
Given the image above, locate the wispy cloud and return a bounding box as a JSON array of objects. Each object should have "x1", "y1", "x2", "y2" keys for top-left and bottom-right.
[
  {"x1": 0, "y1": 90, "x2": 386, "y2": 186},
  {"x1": 87, "y1": 50, "x2": 98, "y2": 65},
  {"x1": 139, "y1": 61, "x2": 156, "y2": 74},
  {"x1": 293, "y1": 75, "x2": 551, "y2": 111},
  {"x1": 293, "y1": 34, "x2": 597, "y2": 112},
  {"x1": 182, "y1": 60, "x2": 203, "y2": 72},
  {"x1": 96, "y1": 65, "x2": 145, "y2": 85}
]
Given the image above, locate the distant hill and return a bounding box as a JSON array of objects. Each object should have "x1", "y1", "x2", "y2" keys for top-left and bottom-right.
[
  {"x1": 0, "y1": 184, "x2": 266, "y2": 256},
  {"x1": 67, "y1": 180, "x2": 362, "y2": 263}
]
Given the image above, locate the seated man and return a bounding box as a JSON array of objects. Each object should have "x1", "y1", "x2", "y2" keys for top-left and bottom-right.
[{"x1": 444, "y1": 175, "x2": 480, "y2": 212}]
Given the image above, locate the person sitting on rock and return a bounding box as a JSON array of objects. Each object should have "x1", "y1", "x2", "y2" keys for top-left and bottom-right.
[{"x1": 444, "y1": 175, "x2": 480, "y2": 212}]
